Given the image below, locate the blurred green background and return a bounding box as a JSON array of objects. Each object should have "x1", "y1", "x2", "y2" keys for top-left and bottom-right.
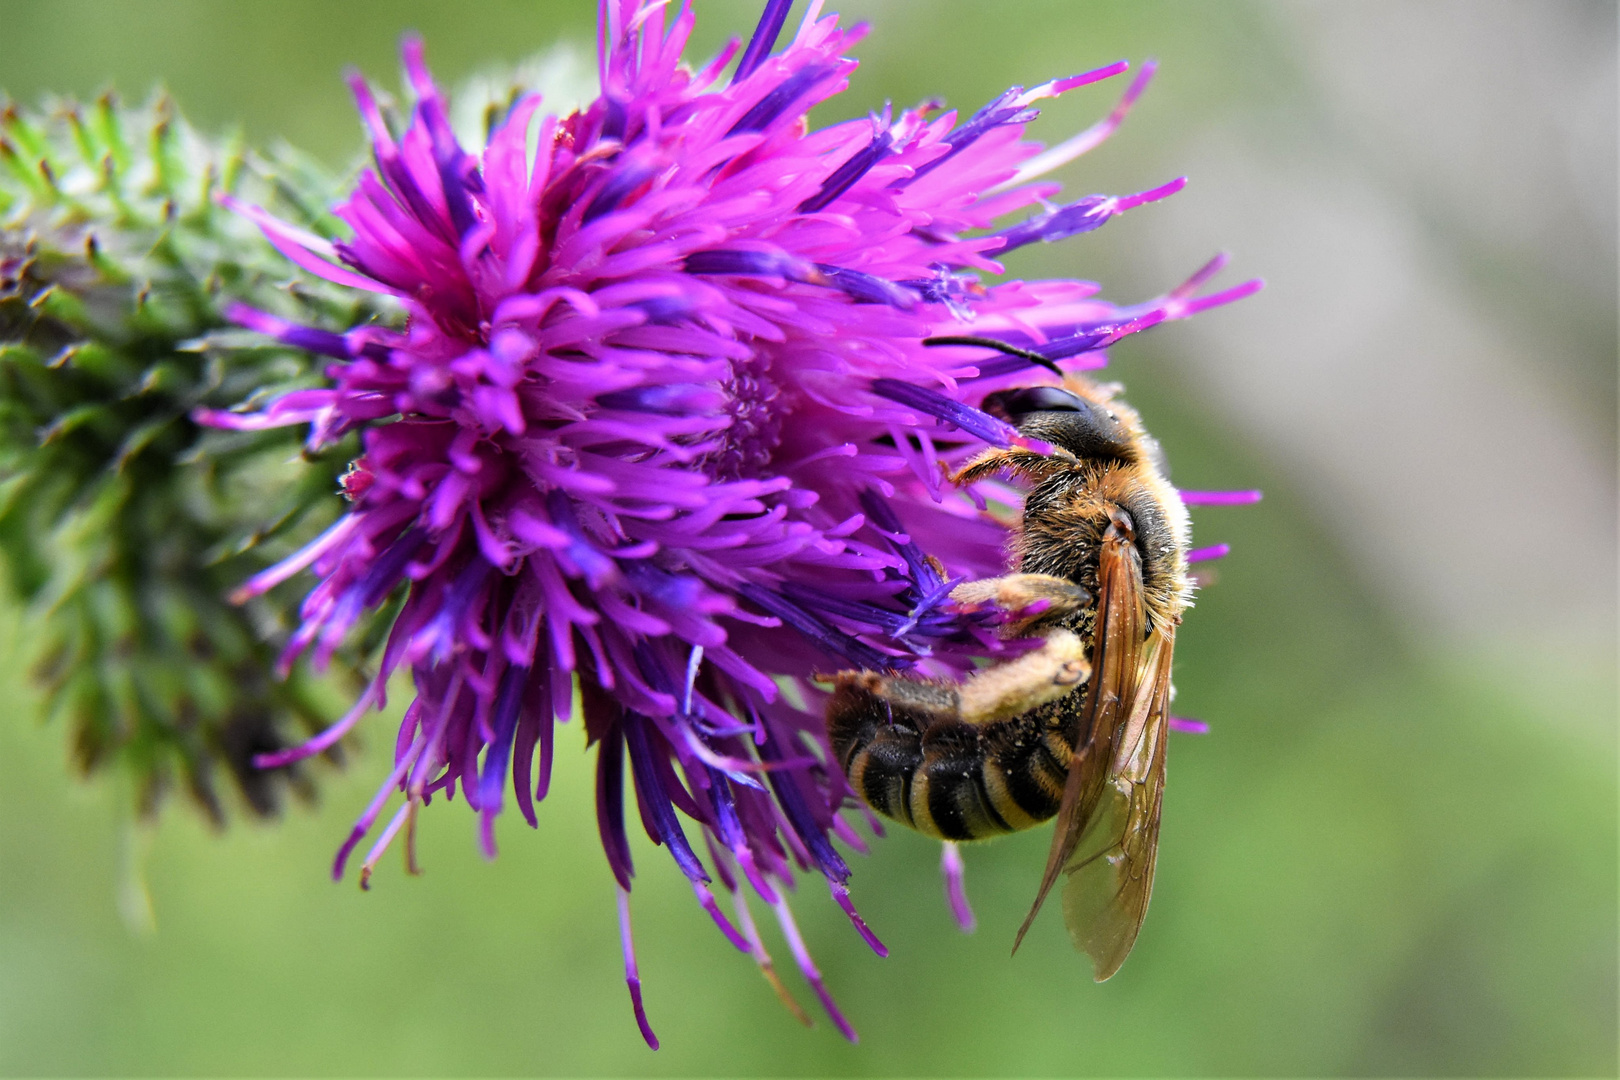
[{"x1": 1, "y1": 1, "x2": 1614, "y2": 1076}]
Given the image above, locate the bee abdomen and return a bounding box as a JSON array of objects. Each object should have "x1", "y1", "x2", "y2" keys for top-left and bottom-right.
[
  {"x1": 981, "y1": 709, "x2": 1072, "y2": 827},
  {"x1": 828, "y1": 679, "x2": 1072, "y2": 841},
  {"x1": 848, "y1": 723, "x2": 922, "y2": 824},
  {"x1": 827, "y1": 676, "x2": 922, "y2": 825},
  {"x1": 911, "y1": 721, "x2": 1013, "y2": 840}
]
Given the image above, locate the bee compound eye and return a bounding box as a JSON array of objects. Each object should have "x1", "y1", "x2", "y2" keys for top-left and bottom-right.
[
  {"x1": 1012, "y1": 386, "x2": 1087, "y2": 414},
  {"x1": 982, "y1": 385, "x2": 1088, "y2": 419},
  {"x1": 987, "y1": 386, "x2": 1138, "y2": 461}
]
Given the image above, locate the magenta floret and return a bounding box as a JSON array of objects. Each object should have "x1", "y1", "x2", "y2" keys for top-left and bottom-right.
[{"x1": 203, "y1": 0, "x2": 1259, "y2": 1045}]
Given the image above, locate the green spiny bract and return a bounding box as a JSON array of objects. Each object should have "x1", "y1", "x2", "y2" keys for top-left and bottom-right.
[{"x1": 0, "y1": 92, "x2": 390, "y2": 823}]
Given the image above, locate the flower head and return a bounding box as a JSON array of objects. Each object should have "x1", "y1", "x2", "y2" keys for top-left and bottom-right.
[
  {"x1": 210, "y1": 0, "x2": 1258, "y2": 1045},
  {"x1": 0, "y1": 92, "x2": 379, "y2": 822}
]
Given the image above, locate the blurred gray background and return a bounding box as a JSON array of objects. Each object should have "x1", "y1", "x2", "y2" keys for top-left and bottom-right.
[{"x1": 1, "y1": 2, "x2": 1615, "y2": 1076}]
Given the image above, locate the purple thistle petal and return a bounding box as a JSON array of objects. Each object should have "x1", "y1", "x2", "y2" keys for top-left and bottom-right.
[
  {"x1": 357, "y1": 800, "x2": 415, "y2": 891},
  {"x1": 1143, "y1": 253, "x2": 1267, "y2": 321},
  {"x1": 799, "y1": 123, "x2": 896, "y2": 213},
  {"x1": 217, "y1": 193, "x2": 387, "y2": 292},
  {"x1": 828, "y1": 879, "x2": 888, "y2": 957},
  {"x1": 332, "y1": 730, "x2": 427, "y2": 881},
  {"x1": 1170, "y1": 716, "x2": 1211, "y2": 735},
  {"x1": 227, "y1": 515, "x2": 358, "y2": 603},
  {"x1": 939, "y1": 841, "x2": 976, "y2": 932},
  {"x1": 682, "y1": 247, "x2": 814, "y2": 278},
  {"x1": 1182, "y1": 277, "x2": 1266, "y2": 315},
  {"x1": 905, "y1": 94, "x2": 1029, "y2": 184},
  {"x1": 707, "y1": 766, "x2": 778, "y2": 901},
  {"x1": 219, "y1": 0, "x2": 1259, "y2": 1042},
  {"x1": 225, "y1": 302, "x2": 354, "y2": 358},
  {"x1": 1015, "y1": 60, "x2": 1132, "y2": 103},
  {"x1": 624, "y1": 713, "x2": 709, "y2": 884},
  {"x1": 857, "y1": 488, "x2": 945, "y2": 594},
  {"x1": 583, "y1": 160, "x2": 659, "y2": 224},
  {"x1": 999, "y1": 58, "x2": 1158, "y2": 189},
  {"x1": 356, "y1": 527, "x2": 429, "y2": 609},
  {"x1": 1186, "y1": 543, "x2": 1231, "y2": 563},
  {"x1": 1038, "y1": 310, "x2": 1166, "y2": 360},
  {"x1": 252, "y1": 678, "x2": 382, "y2": 769},
  {"x1": 617, "y1": 887, "x2": 660, "y2": 1051},
  {"x1": 992, "y1": 177, "x2": 1186, "y2": 253},
  {"x1": 871, "y1": 379, "x2": 1017, "y2": 447},
  {"x1": 511, "y1": 672, "x2": 548, "y2": 828},
  {"x1": 779, "y1": 582, "x2": 910, "y2": 637},
  {"x1": 545, "y1": 491, "x2": 619, "y2": 587},
  {"x1": 690, "y1": 879, "x2": 752, "y2": 953},
  {"x1": 682, "y1": 645, "x2": 702, "y2": 715},
  {"x1": 758, "y1": 718, "x2": 850, "y2": 883},
  {"x1": 1179, "y1": 489, "x2": 1263, "y2": 505},
  {"x1": 1171, "y1": 250, "x2": 1231, "y2": 295},
  {"x1": 728, "y1": 63, "x2": 839, "y2": 135},
  {"x1": 830, "y1": 814, "x2": 870, "y2": 856},
  {"x1": 596, "y1": 723, "x2": 635, "y2": 890},
  {"x1": 736, "y1": 584, "x2": 892, "y2": 671},
  {"x1": 903, "y1": 58, "x2": 1127, "y2": 189},
  {"x1": 423, "y1": 106, "x2": 479, "y2": 240},
  {"x1": 771, "y1": 897, "x2": 858, "y2": 1043},
  {"x1": 477, "y1": 664, "x2": 529, "y2": 858},
  {"x1": 733, "y1": 0, "x2": 795, "y2": 83},
  {"x1": 730, "y1": 890, "x2": 812, "y2": 1026},
  {"x1": 993, "y1": 195, "x2": 1116, "y2": 252},
  {"x1": 814, "y1": 265, "x2": 916, "y2": 308}
]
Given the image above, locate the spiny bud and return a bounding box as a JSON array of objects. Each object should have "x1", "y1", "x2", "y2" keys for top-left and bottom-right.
[{"x1": 0, "y1": 91, "x2": 388, "y2": 823}]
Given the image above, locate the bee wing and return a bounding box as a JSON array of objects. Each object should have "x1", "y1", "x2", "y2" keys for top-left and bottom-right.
[
  {"x1": 1061, "y1": 627, "x2": 1173, "y2": 981},
  {"x1": 1012, "y1": 521, "x2": 1145, "y2": 953}
]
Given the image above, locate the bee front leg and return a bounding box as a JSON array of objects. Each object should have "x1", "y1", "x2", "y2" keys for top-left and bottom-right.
[{"x1": 951, "y1": 573, "x2": 1092, "y2": 635}]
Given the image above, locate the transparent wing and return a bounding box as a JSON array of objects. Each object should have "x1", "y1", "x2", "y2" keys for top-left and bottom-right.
[
  {"x1": 1013, "y1": 514, "x2": 1144, "y2": 952},
  {"x1": 1061, "y1": 627, "x2": 1173, "y2": 981}
]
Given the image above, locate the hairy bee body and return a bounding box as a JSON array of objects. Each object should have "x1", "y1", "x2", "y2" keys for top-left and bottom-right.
[
  {"x1": 1015, "y1": 457, "x2": 1189, "y2": 631},
  {"x1": 828, "y1": 369, "x2": 1193, "y2": 974},
  {"x1": 829, "y1": 385, "x2": 1188, "y2": 840}
]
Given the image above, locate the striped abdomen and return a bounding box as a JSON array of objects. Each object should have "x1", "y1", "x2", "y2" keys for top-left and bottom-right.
[{"x1": 827, "y1": 677, "x2": 1082, "y2": 841}]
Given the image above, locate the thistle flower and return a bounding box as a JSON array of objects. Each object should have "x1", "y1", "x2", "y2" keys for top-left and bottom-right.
[
  {"x1": 213, "y1": 0, "x2": 1259, "y2": 1045},
  {"x1": 0, "y1": 93, "x2": 381, "y2": 820}
]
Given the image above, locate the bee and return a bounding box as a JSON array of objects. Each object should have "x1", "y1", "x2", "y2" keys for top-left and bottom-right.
[{"x1": 828, "y1": 339, "x2": 1191, "y2": 980}]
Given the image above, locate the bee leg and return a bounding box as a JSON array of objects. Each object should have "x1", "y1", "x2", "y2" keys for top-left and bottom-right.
[
  {"x1": 950, "y1": 446, "x2": 1064, "y2": 487},
  {"x1": 957, "y1": 629, "x2": 1091, "y2": 725},
  {"x1": 951, "y1": 573, "x2": 1091, "y2": 633}
]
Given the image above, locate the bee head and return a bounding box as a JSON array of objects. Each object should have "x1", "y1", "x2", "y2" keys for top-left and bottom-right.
[{"x1": 981, "y1": 385, "x2": 1139, "y2": 462}]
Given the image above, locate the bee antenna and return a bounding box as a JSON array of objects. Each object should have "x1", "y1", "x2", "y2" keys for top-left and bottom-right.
[{"x1": 922, "y1": 335, "x2": 1065, "y2": 378}]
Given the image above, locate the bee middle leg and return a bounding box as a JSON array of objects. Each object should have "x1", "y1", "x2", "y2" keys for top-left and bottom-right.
[{"x1": 957, "y1": 628, "x2": 1089, "y2": 724}]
